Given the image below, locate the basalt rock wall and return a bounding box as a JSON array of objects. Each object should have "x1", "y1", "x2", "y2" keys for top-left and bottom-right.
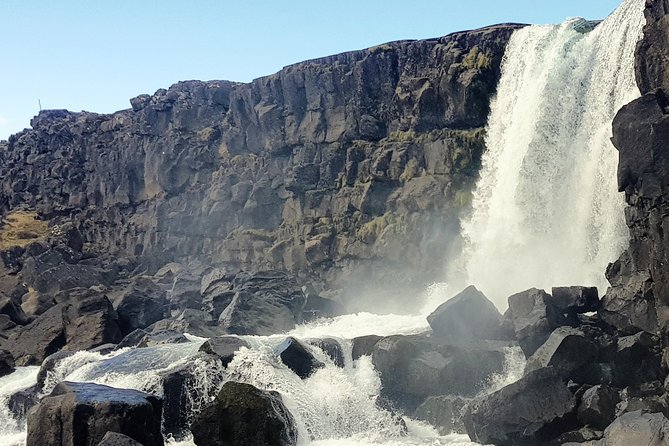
[
  {"x1": 0, "y1": 25, "x2": 522, "y2": 309},
  {"x1": 608, "y1": 0, "x2": 669, "y2": 333}
]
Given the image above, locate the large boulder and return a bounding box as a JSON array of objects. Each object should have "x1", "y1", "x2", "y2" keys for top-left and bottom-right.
[
  {"x1": 218, "y1": 271, "x2": 306, "y2": 335},
  {"x1": 427, "y1": 285, "x2": 502, "y2": 341},
  {"x1": 60, "y1": 289, "x2": 122, "y2": 352},
  {"x1": 0, "y1": 294, "x2": 30, "y2": 325},
  {"x1": 464, "y1": 368, "x2": 576, "y2": 446},
  {"x1": 191, "y1": 381, "x2": 298, "y2": 446},
  {"x1": 372, "y1": 334, "x2": 506, "y2": 411},
  {"x1": 275, "y1": 337, "x2": 325, "y2": 379},
  {"x1": 26, "y1": 381, "x2": 164, "y2": 446},
  {"x1": 3, "y1": 304, "x2": 65, "y2": 366},
  {"x1": 199, "y1": 336, "x2": 250, "y2": 367},
  {"x1": 507, "y1": 288, "x2": 566, "y2": 357},
  {"x1": 523, "y1": 327, "x2": 599, "y2": 382},
  {"x1": 114, "y1": 277, "x2": 169, "y2": 334},
  {"x1": 611, "y1": 331, "x2": 663, "y2": 387},
  {"x1": 168, "y1": 270, "x2": 203, "y2": 310}
]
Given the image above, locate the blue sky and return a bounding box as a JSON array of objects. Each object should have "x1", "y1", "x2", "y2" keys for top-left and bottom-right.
[{"x1": 1, "y1": 1, "x2": 623, "y2": 139}]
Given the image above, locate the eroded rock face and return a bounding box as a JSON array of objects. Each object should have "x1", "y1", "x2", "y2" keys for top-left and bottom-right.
[{"x1": 0, "y1": 25, "x2": 521, "y2": 309}]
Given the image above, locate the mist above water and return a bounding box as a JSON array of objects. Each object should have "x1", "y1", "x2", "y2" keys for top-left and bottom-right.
[{"x1": 449, "y1": 0, "x2": 644, "y2": 309}]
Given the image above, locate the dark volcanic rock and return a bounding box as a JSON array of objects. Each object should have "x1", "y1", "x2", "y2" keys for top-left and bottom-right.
[
  {"x1": 114, "y1": 277, "x2": 169, "y2": 334},
  {"x1": 427, "y1": 285, "x2": 502, "y2": 341},
  {"x1": 150, "y1": 309, "x2": 219, "y2": 338},
  {"x1": 0, "y1": 348, "x2": 15, "y2": 377},
  {"x1": 219, "y1": 271, "x2": 306, "y2": 335},
  {"x1": 507, "y1": 288, "x2": 566, "y2": 357},
  {"x1": 3, "y1": 304, "x2": 65, "y2": 366},
  {"x1": 8, "y1": 385, "x2": 40, "y2": 423},
  {"x1": 60, "y1": 288, "x2": 122, "y2": 352},
  {"x1": 464, "y1": 368, "x2": 576, "y2": 446},
  {"x1": 0, "y1": 294, "x2": 29, "y2": 325},
  {"x1": 523, "y1": 327, "x2": 598, "y2": 381},
  {"x1": 96, "y1": 432, "x2": 142, "y2": 446},
  {"x1": 275, "y1": 336, "x2": 325, "y2": 379},
  {"x1": 26, "y1": 381, "x2": 164, "y2": 446},
  {"x1": 191, "y1": 381, "x2": 298, "y2": 446},
  {"x1": 551, "y1": 286, "x2": 599, "y2": 314},
  {"x1": 413, "y1": 395, "x2": 470, "y2": 435},
  {"x1": 0, "y1": 24, "x2": 522, "y2": 312},
  {"x1": 577, "y1": 385, "x2": 620, "y2": 430},
  {"x1": 198, "y1": 335, "x2": 250, "y2": 367},
  {"x1": 352, "y1": 335, "x2": 383, "y2": 360},
  {"x1": 372, "y1": 334, "x2": 506, "y2": 411}
]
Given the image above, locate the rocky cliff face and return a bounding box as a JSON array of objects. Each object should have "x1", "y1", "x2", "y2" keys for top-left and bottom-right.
[
  {"x1": 608, "y1": 0, "x2": 669, "y2": 334},
  {"x1": 0, "y1": 24, "x2": 521, "y2": 309}
]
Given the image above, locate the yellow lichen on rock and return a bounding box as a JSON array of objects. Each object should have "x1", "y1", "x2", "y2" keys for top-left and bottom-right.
[{"x1": 0, "y1": 211, "x2": 50, "y2": 250}]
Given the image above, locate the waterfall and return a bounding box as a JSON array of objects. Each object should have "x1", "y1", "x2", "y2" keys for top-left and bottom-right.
[{"x1": 451, "y1": 0, "x2": 644, "y2": 307}]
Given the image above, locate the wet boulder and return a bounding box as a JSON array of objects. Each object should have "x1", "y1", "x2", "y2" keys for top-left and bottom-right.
[
  {"x1": 199, "y1": 335, "x2": 250, "y2": 367},
  {"x1": 577, "y1": 385, "x2": 620, "y2": 430},
  {"x1": 275, "y1": 337, "x2": 325, "y2": 379},
  {"x1": 413, "y1": 395, "x2": 470, "y2": 435},
  {"x1": 191, "y1": 381, "x2": 298, "y2": 446},
  {"x1": 96, "y1": 432, "x2": 142, "y2": 446},
  {"x1": 219, "y1": 271, "x2": 306, "y2": 335},
  {"x1": 523, "y1": 327, "x2": 599, "y2": 382},
  {"x1": 464, "y1": 368, "x2": 576, "y2": 446},
  {"x1": 372, "y1": 334, "x2": 506, "y2": 411},
  {"x1": 551, "y1": 286, "x2": 599, "y2": 314},
  {"x1": 60, "y1": 288, "x2": 122, "y2": 352},
  {"x1": 116, "y1": 329, "x2": 189, "y2": 350},
  {"x1": 36, "y1": 350, "x2": 76, "y2": 390},
  {"x1": 8, "y1": 385, "x2": 40, "y2": 423},
  {"x1": 507, "y1": 288, "x2": 566, "y2": 357},
  {"x1": 352, "y1": 335, "x2": 383, "y2": 360},
  {"x1": 302, "y1": 294, "x2": 346, "y2": 321},
  {"x1": 427, "y1": 285, "x2": 502, "y2": 341},
  {"x1": 0, "y1": 348, "x2": 15, "y2": 377},
  {"x1": 27, "y1": 381, "x2": 164, "y2": 446},
  {"x1": 306, "y1": 338, "x2": 345, "y2": 367},
  {"x1": 114, "y1": 277, "x2": 169, "y2": 335}
]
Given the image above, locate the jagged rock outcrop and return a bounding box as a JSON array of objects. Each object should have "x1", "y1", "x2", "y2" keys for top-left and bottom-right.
[
  {"x1": 608, "y1": 0, "x2": 669, "y2": 334},
  {"x1": 0, "y1": 24, "x2": 522, "y2": 310}
]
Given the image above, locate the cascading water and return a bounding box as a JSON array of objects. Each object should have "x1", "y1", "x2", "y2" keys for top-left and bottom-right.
[{"x1": 450, "y1": 0, "x2": 644, "y2": 308}]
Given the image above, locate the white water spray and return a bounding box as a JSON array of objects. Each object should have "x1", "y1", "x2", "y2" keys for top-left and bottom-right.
[{"x1": 451, "y1": 0, "x2": 644, "y2": 308}]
